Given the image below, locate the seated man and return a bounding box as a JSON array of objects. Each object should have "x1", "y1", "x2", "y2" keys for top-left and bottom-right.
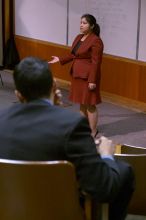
[{"x1": 0, "y1": 57, "x2": 134, "y2": 220}]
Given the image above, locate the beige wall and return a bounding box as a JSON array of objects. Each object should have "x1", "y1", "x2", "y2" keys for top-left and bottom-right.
[{"x1": 0, "y1": 0, "x2": 3, "y2": 65}]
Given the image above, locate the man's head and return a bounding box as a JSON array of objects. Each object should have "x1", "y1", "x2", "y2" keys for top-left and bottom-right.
[{"x1": 13, "y1": 56, "x2": 53, "y2": 102}]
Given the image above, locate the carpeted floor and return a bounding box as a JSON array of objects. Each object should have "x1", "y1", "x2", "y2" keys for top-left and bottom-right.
[{"x1": 1, "y1": 69, "x2": 146, "y2": 149}]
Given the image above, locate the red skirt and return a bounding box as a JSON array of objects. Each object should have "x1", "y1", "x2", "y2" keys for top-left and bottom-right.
[{"x1": 69, "y1": 77, "x2": 101, "y2": 105}]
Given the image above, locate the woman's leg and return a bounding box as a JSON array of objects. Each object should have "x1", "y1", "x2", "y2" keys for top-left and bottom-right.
[
  {"x1": 80, "y1": 104, "x2": 98, "y2": 137},
  {"x1": 87, "y1": 105, "x2": 98, "y2": 138},
  {"x1": 80, "y1": 104, "x2": 88, "y2": 117}
]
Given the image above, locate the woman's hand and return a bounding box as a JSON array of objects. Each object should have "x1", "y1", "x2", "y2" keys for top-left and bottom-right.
[
  {"x1": 88, "y1": 83, "x2": 96, "y2": 90},
  {"x1": 48, "y1": 56, "x2": 59, "y2": 64}
]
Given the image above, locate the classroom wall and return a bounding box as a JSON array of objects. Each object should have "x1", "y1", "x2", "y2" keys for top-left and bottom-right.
[
  {"x1": 15, "y1": 0, "x2": 67, "y2": 45},
  {"x1": 68, "y1": 0, "x2": 139, "y2": 60},
  {"x1": 14, "y1": 0, "x2": 146, "y2": 110},
  {"x1": 14, "y1": 0, "x2": 146, "y2": 61},
  {"x1": 138, "y1": 0, "x2": 146, "y2": 61},
  {"x1": 15, "y1": 35, "x2": 146, "y2": 109}
]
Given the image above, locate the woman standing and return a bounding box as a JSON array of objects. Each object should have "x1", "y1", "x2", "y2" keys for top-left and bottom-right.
[{"x1": 49, "y1": 14, "x2": 104, "y2": 138}]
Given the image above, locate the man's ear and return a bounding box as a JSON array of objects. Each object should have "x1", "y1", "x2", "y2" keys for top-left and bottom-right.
[{"x1": 15, "y1": 90, "x2": 26, "y2": 103}]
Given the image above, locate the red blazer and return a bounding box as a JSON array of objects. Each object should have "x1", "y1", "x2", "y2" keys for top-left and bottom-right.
[{"x1": 60, "y1": 33, "x2": 104, "y2": 83}]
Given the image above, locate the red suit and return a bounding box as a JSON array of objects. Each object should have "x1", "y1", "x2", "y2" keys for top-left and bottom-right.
[{"x1": 60, "y1": 33, "x2": 104, "y2": 105}]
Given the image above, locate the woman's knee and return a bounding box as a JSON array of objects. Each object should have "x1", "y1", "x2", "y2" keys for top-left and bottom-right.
[{"x1": 87, "y1": 105, "x2": 96, "y2": 113}]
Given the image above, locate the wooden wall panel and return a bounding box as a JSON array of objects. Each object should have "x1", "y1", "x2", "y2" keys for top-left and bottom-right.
[
  {"x1": 15, "y1": 35, "x2": 71, "y2": 81},
  {"x1": 101, "y1": 55, "x2": 140, "y2": 100},
  {"x1": 139, "y1": 64, "x2": 146, "y2": 102},
  {"x1": 15, "y1": 35, "x2": 146, "y2": 107}
]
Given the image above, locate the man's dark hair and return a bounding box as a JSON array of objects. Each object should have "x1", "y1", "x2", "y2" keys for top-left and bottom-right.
[{"x1": 13, "y1": 56, "x2": 53, "y2": 101}]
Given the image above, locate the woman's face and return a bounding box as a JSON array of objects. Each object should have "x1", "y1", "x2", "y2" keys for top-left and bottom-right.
[{"x1": 80, "y1": 17, "x2": 91, "y2": 34}]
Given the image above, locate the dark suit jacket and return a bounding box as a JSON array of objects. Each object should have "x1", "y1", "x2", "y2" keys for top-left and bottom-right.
[
  {"x1": 60, "y1": 33, "x2": 103, "y2": 83},
  {"x1": 0, "y1": 99, "x2": 125, "y2": 202}
]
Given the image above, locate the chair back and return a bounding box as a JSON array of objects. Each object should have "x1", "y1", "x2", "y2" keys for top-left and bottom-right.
[
  {"x1": 121, "y1": 144, "x2": 146, "y2": 154},
  {"x1": 0, "y1": 159, "x2": 84, "y2": 220},
  {"x1": 115, "y1": 154, "x2": 146, "y2": 215},
  {"x1": 115, "y1": 144, "x2": 146, "y2": 154}
]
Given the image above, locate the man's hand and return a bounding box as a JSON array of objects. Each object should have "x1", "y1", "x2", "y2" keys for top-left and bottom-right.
[{"x1": 96, "y1": 136, "x2": 115, "y2": 157}]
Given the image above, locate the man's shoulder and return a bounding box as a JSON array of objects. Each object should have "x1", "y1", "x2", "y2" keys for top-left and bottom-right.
[
  {"x1": 0, "y1": 104, "x2": 15, "y2": 115},
  {"x1": 0, "y1": 103, "x2": 21, "y2": 119},
  {"x1": 53, "y1": 105, "x2": 85, "y2": 120},
  {"x1": 0, "y1": 102, "x2": 87, "y2": 126}
]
